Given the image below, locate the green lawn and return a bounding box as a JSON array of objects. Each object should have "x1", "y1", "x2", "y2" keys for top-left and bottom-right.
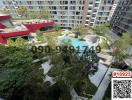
[
  {"x1": 103, "y1": 82, "x2": 111, "y2": 100},
  {"x1": 74, "y1": 78, "x2": 97, "y2": 99}
]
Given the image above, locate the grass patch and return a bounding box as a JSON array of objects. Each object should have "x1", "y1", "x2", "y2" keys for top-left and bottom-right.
[
  {"x1": 128, "y1": 66, "x2": 132, "y2": 71},
  {"x1": 103, "y1": 82, "x2": 111, "y2": 100},
  {"x1": 74, "y1": 78, "x2": 97, "y2": 99}
]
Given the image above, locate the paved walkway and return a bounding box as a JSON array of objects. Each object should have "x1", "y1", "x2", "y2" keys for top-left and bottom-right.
[
  {"x1": 108, "y1": 30, "x2": 119, "y2": 42},
  {"x1": 92, "y1": 68, "x2": 120, "y2": 100},
  {"x1": 0, "y1": 98, "x2": 5, "y2": 100},
  {"x1": 89, "y1": 63, "x2": 107, "y2": 87},
  {"x1": 71, "y1": 89, "x2": 88, "y2": 100},
  {"x1": 41, "y1": 59, "x2": 52, "y2": 74},
  {"x1": 41, "y1": 59, "x2": 56, "y2": 85}
]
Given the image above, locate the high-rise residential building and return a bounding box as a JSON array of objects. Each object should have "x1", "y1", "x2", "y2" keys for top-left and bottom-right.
[
  {"x1": 108, "y1": 0, "x2": 119, "y2": 21},
  {"x1": 2, "y1": 0, "x2": 117, "y2": 28},
  {"x1": 110, "y1": 0, "x2": 132, "y2": 36},
  {"x1": 0, "y1": 0, "x2": 4, "y2": 9}
]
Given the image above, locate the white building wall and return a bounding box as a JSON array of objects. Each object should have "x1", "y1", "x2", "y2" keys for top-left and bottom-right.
[{"x1": 1, "y1": 0, "x2": 118, "y2": 28}]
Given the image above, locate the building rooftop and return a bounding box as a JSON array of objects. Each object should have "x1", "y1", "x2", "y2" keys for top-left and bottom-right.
[{"x1": 0, "y1": 13, "x2": 9, "y2": 16}]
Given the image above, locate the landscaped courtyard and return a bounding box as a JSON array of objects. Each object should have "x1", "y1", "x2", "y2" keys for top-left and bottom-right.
[{"x1": 0, "y1": 20, "x2": 132, "y2": 100}]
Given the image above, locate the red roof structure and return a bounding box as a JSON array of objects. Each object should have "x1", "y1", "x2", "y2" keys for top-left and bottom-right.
[
  {"x1": 0, "y1": 14, "x2": 55, "y2": 45},
  {"x1": 24, "y1": 21, "x2": 55, "y2": 32},
  {"x1": 0, "y1": 15, "x2": 11, "y2": 20},
  {"x1": 0, "y1": 23, "x2": 6, "y2": 29}
]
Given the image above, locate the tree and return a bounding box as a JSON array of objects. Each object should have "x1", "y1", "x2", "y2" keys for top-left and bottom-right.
[
  {"x1": 93, "y1": 24, "x2": 110, "y2": 36},
  {"x1": 99, "y1": 39, "x2": 108, "y2": 49},
  {"x1": 111, "y1": 32, "x2": 132, "y2": 66},
  {"x1": 16, "y1": 6, "x2": 28, "y2": 18},
  {"x1": 0, "y1": 8, "x2": 11, "y2": 14},
  {"x1": 28, "y1": 7, "x2": 50, "y2": 19},
  {"x1": 72, "y1": 25, "x2": 91, "y2": 37},
  {"x1": 36, "y1": 31, "x2": 46, "y2": 42},
  {"x1": 0, "y1": 45, "x2": 44, "y2": 99},
  {"x1": 93, "y1": 24, "x2": 112, "y2": 49},
  {"x1": 28, "y1": 11, "x2": 38, "y2": 19},
  {"x1": 120, "y1": 32, "x2": 132, "y2": 49},
  {"x1": 43, "y1": 31, "x2": 61, "y2": 49},
  {"x1": 53, "y1": 24, "x2": 60, "y2": 31},
  {"x1": 40, "y1": 8, "x2": 50, "y2": 19},
  {"x1": 7, "y1": 37, "x2": 29, "y2": 49},
  {"x1": 48, "y1": 49, "x2": 98, "y2": 98}
]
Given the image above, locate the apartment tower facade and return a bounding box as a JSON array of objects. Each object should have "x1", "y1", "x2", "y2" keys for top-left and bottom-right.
[
  {"x1": 110, "y1": 0, "x2": 132, "y2": 36},
  {"x1": 2, "y1": 0, "x2": 117, "y2": 28}
]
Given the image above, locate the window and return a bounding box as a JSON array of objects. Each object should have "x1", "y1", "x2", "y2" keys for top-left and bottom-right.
[
  {"x1": 93, "y1": 9, "x2": 97, "y2": 12},
  {"x1": 2, "y1": 1, "x2": 5, "y2": 4},
  {"x1": 91, "y1": 19, "x2": 94, "y2": 22},
  {"x1": 86, "y1": 21, "x2": 89, "y2": 24},
  {"x1": 95, "y1": 3, "x2": 99, "y2": 7},
  {"x1": 90, "y1": 23, "x2": 93, "y2": 26},
  {"x1": 65, "y1": 6, "x2": 68, "y2": 10},
  {"x1": 39, "y1": 6, "x2": 43, "y2": 9},
  {"x1": 87, "y1": 12, "x2": 91, "y2": 15},
  {"x1": 107, "y1": 0, "x2": 111, "y2": 4},
  {"x1": 86, "y1": 17, "x2": 89, "y2": 20},
  {"x1": 79, "y1": 0, "x2": 82, "y2": 4},
  {"x1": 70, "y1": 1, "x2": 76, "y2": 4},
  {"x1": 112, "y1": 0, "x2": 114, "y2": 4},
  {"x1": 64, "y1": 1, "x2": 68, "y2": 4},
  {"x1": 29, "y1": 6, "x2": 33, "y2": 9},
  {"x1": 92, "y1": 14, "x2": 96, "y2": 17},
  {"x1": 88, "y1": 7, "x2": 92, "y2": 10},
  {"x1": 89, "y1": 1, "x2": 93, "y2": 4},
  {"x1": 109, "y1": 7, "x2": 112, "y2": 10},
  {"x1": 79, "y1": 7, "x2": 81, "y2": 10},
  {"x1": 98, "y1": 12, "x2": 103, "y2": 16},
  {"x1": 27, "y1": 1, "x2": 31, "y2": 5},
  {"x1": 76, "y1": 12, "x2": 80, "y2": 15},
  {"x1": 102, "y1": 7, "x2": 104, "y2": 10},
  {"x1": 53, "y1": 11, "x2": 57, "y2": 14},
  {"x1": 37, "y1": 1, "x2": 42, "y2": 4},
  {"x1": 83, "y1": 1, "x2": 85, "y2": 4},
  {"x1": 106, "y1": 12, "x2": 109, "y2": 16},
  {"x1": 53, "y1": 6, "x2": 56, "y2": 10}
]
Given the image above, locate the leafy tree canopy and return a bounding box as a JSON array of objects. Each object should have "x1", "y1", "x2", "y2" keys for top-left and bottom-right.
[
  {"x1": 16, "y1": 6, "x2": 28, "y2": 17},
  {"x1": 0, "y1": 45, "x2": 43, "y2": 99}
]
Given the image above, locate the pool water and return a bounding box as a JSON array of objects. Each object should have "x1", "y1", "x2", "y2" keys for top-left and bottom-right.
[
  {"x1": 59, "y1": 36, "x2": 89, "y2": 52},
  {"x1": 58, "y1": 36, "x2": 99, "y2": 62}
]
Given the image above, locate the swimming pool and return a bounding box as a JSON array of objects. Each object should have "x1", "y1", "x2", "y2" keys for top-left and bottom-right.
[
  {"x1": 58, "y1": 36, "x2": 99, "y2": 62},
  {"x1": 58, "y1": 36, "x2": 90, "y2": 52}
]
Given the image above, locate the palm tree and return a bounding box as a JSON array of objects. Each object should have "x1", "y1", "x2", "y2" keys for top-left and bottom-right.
[
  {"x1": 16, "y1": 6, "x2": 28, "y2": 18},
  {"x1": 111, "y1": 32, "x2": 132, "y2": 67},
  {"x1": 53, "y1": 24, "x2": 60, "y2": 31},
  {"x1": 36, "y1": 31, "x2": 46, "y2": 42},
  {"x1": 93, "y1": 24, "x2": 112, "y2": 50},
  {"x1": 72, "y1": 25, "x2": 91, "y2": 38},
  {"x1": 93, "y1": 23, "x2": 110, "y2": 36},
  {"x1": 39, "y1": 8, "x2": 50, "y2": 19},
  {"x1": 7, "y1": 37, "x2": 29, "y2": 49},
  {"x1": 28, "y1": 11, "x2": 38, "y2": 19},
  {"x1": 48, "y1": 49, "x2": 98, "y2": 98}
]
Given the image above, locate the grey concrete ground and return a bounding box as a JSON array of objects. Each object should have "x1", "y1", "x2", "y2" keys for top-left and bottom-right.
[
  {"x1": 0, "y1": 98, "x2": 5, "y2": 100},
  {"x1": 92, "y1": 68, "x2": 120, "y2": 100},
  {"x1": 89, "y1": 63, "x2": 107, "y2": 87},
  {"x1": 108, "y1": 30, "x2": 119, "y2": 42}
]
